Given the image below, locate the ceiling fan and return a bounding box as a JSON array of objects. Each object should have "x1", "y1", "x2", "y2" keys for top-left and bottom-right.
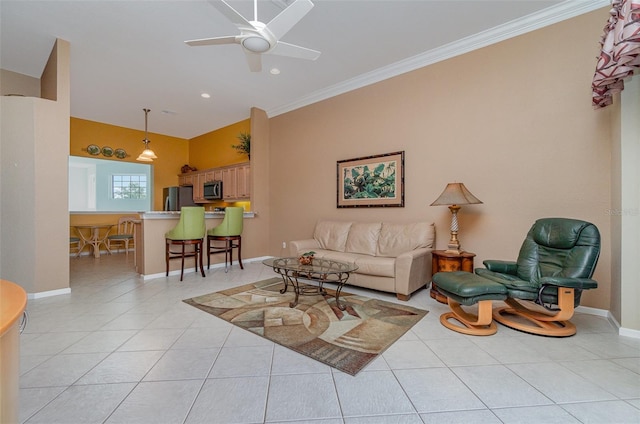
[{"x1": 185, "y1": 0, "x2": 321, "y2": 72}]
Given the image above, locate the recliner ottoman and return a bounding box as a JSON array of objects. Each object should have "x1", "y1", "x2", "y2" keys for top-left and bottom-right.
[{"x1": 432, "y1": 271, "x2": 507, "y2": 336}]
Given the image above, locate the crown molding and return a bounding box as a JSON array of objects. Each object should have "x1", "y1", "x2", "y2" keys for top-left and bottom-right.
[{"x1": 267, "y1": 0, "x2": 610, "y2": 118}]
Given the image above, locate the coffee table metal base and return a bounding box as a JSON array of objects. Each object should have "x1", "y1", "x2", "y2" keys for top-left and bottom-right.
[
  {"x1": 277, "y1": 269, "x2": 350, "y2": 310},
  {"x1": 263, "y1": 258, "x2": 357, "y2": 311}
]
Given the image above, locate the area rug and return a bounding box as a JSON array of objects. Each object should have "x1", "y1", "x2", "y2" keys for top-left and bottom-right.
[{"x1": 183, "y1": 277, "x2": 428, "y2": 375}]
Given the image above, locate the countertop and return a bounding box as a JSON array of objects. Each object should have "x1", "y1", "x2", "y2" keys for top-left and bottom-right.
[
  {"x1": 0, "y1": 280, "x2": 27, "y2": 336},
  {"x1": 141, "y1": 211, "x2": 256, "y2": 219}
]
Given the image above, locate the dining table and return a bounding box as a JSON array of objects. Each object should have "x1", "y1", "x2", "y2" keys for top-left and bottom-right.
[{"x1": 73, "y1": 224, "x2": 114, "y2": 258}]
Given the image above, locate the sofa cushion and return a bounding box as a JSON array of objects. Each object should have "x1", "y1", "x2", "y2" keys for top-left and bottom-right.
[
  {"x1": 377, "y1": 222, "x2": 435, "y2": 257},
  {"x1": 312, "y1": 250, "x2": 395, "y2": 278},
  {"x1": 353, "y1": 255, "x2": 395, "y2": 278},
  {"x1": 313, "y1": 221, "x2": 352, "y2": 252},
  {"x1": 345, "y1": 222, "x2": 381, "y2": 256}
]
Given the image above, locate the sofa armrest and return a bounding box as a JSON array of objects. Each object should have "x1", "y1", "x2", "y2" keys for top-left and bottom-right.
[
  {"x1": 288, "y1": 239, "x2": 321, "y2": 257},
  {"x1": 540, "y1": 276, "x2": 598, "y2": 290},
  {"x1": 395, "y1": 248, "x2": 432, "y2": 297},
  {"x1": 483, "y1": 260, "x2": 518, "y2": 275}
]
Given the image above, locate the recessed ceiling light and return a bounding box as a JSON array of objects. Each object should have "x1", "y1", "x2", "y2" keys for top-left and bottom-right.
[
  {"x1": 201, "y1": 93, "x2": 211, "y2": 99},
  {"x1": 270, "y1": 68, "x2": 281, "y2": 75}
]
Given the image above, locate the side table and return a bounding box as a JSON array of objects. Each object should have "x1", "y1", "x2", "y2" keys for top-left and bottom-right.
[{"x1": 430, "y1": 250, "x2": 476, "y2": 304}]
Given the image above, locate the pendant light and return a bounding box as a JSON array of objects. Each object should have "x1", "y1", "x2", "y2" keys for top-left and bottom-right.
[{"x1": 136, "y1": 108, "x2": 157, "y2": 162}]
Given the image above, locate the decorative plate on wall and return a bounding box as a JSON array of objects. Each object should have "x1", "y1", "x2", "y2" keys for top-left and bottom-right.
[
  {"x1": 114, "y1": 148, "x2": 127, "y2": 159},
  {"x1": 101, "y1": 146, "x2": 114, "y2": 157},
  {"x1": 87, "y1": 144, "x2": 100, "y2": 155}
]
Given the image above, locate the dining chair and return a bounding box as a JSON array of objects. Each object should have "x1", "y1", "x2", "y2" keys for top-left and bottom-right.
[
  {"x1": 69, "y1": 237, "x2": 82, "y2": 258},
  {"x1": 107, "y1": 216, "x2": 137, "y2": 255}
]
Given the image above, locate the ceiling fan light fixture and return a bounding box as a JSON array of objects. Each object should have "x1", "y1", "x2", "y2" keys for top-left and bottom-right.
[{"x1": 242, "y1": 36, "x2": 271, "y2": 53}]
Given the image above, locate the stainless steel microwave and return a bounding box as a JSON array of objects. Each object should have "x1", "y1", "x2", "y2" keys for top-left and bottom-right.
[{"x1": 203, "y1": 180, "x2": 223, "y2": 200}]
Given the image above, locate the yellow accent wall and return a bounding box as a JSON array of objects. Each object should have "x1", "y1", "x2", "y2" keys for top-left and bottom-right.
[
  {"x1": 70, "y1": 117, "x2": 252, "y2": 212},
  {"x1": 70, "y1": 117, "x2": 189, "y2": 211},
  {"x1": 189, "y1": 119, "x2": 250, "y2": 170}
]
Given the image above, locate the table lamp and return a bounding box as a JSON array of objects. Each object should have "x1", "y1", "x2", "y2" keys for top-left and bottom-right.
[{"x1": 430, "y1": 182, "x2": 482, "y2": 254}]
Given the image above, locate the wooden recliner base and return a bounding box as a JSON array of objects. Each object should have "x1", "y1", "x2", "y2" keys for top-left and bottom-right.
[
  {"x1": 440, "y1": 299, "x2": 498, "y2": 336},
  {"x1": 492, "y1": 288, "x2": 577, "y2": 337}
]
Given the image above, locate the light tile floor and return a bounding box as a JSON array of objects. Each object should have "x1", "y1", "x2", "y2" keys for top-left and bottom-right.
[{"x1": 18, "y1": 254, "x2": 640, "y2": 423}]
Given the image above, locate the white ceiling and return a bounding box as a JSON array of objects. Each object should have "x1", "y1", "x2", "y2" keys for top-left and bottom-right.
[{"x1": 0, "y1": 0, "x2": 606, "y2": 139}]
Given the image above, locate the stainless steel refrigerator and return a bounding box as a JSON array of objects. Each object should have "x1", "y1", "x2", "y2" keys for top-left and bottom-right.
[{"x1": 163, "y1": 186, "x2": 196, "y2": 211}]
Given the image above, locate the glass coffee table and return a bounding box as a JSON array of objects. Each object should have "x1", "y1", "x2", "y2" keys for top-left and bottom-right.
[{"x1": 262, "y1": 257, "x2": 358, "y2": 310}]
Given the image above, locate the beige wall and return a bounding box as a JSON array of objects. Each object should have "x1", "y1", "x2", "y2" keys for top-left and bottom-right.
[
  {"x1": 268, "y1": 9, "x2": 612, "y2": 310},
  {"x1": 0, "y1": 69, "x2": 40, "y2": 97},
  {"x1": 1, "y1": 39, "x2": 71, "y2": 295},
  {"x1": 249, "y1": 107, "x2": 272, "y2": 255},
  {"x1": 619, "y1": 78, "x2": 640, "y2": 331}
]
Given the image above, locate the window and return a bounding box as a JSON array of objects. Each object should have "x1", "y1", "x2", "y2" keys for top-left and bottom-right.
[
  {"x1": 112, "y1": 174, "x2": 147, "y2": 199},
  {"x1": 69, "y1": 156, "x2": 153, "y2": 212}
]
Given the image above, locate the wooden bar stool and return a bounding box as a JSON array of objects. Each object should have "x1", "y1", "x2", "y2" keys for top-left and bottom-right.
[
  {"x1": 207, "y1": 207, "x2": 244, "y2": 273},
  {"x1": 165, "y1": 206, "x2": 206, "y2": 281}
]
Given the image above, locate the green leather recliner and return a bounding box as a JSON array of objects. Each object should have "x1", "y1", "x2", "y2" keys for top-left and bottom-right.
[
  {"x1": 207, "y1": 207, "x2": 244, "y2": 272},
  {"x1": 165, "y1": 206, "x2": 206, "y2": 281},
  {"x1": 476, "y1": 217, "x2": 600, "y2": 336}
]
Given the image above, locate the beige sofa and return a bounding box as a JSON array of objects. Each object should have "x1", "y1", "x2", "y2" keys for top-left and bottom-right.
[{"x1": 289, "y1": 220, "x2": 435, "y2": 300}]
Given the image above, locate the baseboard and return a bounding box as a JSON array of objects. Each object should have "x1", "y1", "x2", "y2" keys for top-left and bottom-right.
[
  {"x1": 619, "y1": 327, "x2": 640, "y2": 338},
  {"x1": 142, "y1": 256, "x2": 272, "y2": 281},
  {"x1": 28, "y1": 287, "x2": 71, "y2": 299},
  {"x1": 575, "y1": 305, "x2": 609, "y2": 317},
  {"x1": 70, "y1": 248, "x2": 134, "y2": 257},
  {"x1": 576, "y1": 305, "x2": 640, "y2": 339}
]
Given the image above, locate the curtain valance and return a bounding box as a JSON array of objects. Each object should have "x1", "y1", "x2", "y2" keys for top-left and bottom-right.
[{"x1": 592, "y1": 0, "x2": 640, "y2": 108}]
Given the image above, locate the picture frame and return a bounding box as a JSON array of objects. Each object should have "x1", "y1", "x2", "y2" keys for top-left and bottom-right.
[{"x1": 337, "y1": 151, "x2": 405, "y2": 208}]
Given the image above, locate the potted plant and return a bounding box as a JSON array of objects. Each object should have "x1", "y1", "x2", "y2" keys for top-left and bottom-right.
[{"x1": 232, "y1": 132, "x2": 251, "y2": 159}]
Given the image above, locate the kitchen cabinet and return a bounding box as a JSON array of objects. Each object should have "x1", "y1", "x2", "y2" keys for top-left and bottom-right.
[
  {"x1": 193, "y1": 173, "x2": 205, "y2": 202},
  {"x1": 179, "y1": 162, "x2": 250, "y2": 203},
  {"x1": 222, "y1": 167, "x2": 238, "y2": 200},
  {"x1": 221, "y1": 164, "x2": 250, "y2": 200},
  {"x1": 236, "y1": 164, "x2": 250, "y2": 198},
  {"x1": 179, "y1": 174, "x2": 194, "y2": 187}
]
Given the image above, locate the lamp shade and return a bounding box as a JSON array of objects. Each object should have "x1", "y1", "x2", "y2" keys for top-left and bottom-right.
[{"x1": 430, "y1": 183, "x2": 482, "y2": 206}]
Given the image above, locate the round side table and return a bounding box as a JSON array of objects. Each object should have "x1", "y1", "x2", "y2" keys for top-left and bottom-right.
[{"x1": 430, "y1": 250, "x2": 476, "y2": 304}]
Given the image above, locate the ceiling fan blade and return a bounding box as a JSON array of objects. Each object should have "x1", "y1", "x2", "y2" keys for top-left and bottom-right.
[
  {"x1": 266, "y1": 0, "x2": 314, "y2": 40},
  {"x1": 208, "y1": 0, "x2": 252, "y2": 28},
  {"x1": 270, "y1": 41, "x2": 320, "y2": 61},
  {"x1": 244, "y1": 51, "x2": 262, "y2": 72},
  {"x1": 185, "y1": 35, "x2": 239, "y2": 47}
]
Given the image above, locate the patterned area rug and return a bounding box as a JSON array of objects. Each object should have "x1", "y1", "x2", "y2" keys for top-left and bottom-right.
[{"x1": 183, "y1": 278, "x2": 428, "y2": 375}]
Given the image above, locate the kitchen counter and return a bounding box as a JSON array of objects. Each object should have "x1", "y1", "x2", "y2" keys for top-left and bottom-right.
[{"x1": 135, "y1": 210, "x2": 258, "y2": 278}]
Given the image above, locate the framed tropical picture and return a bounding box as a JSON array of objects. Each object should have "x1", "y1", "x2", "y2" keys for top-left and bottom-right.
[{"x1": 337, "y1": 151, "x2": 405, "y2": 208}]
